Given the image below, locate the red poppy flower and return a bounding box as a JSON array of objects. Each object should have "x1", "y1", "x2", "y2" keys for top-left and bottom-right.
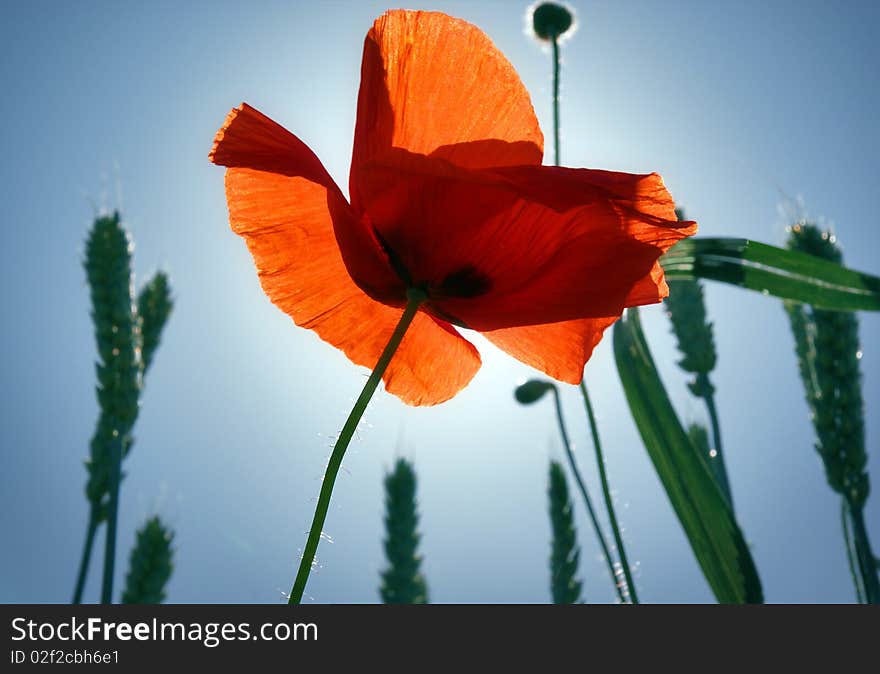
[{"x1": 210, "y1": 9, "x2": 696, "y2": 406}]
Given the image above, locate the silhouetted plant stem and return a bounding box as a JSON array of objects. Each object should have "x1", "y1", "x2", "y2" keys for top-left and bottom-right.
[
  {"x1": 579, "y1": 382, "x2": 639, "y2": 604},
  {"x1": 550, "y1": 387, "x2": 627, "y2": 603},
  {"x1": 72, "y1": 515, "x2": 98, "y2": 604},
  {"x1": 551, "y1": 36, "x2": 561, "y2": 166},
  {"x1": 289, "y1": 289, "x2": 426, "y2": 604},
  {"x1": 541, "y1": 7, "x2": 629, "y2": 605},
  {"x1": 101, "y1": 435, "x2": 123, "y2": 604},
  {"x1": 848, "y1": 502, "x2": 880, "y2": 604},
  {"x1": 842, "y1": 500, "x2": 866, "y2": 604},
  {"x1": 701, "y1": 384, "x2": 733, "y2": 510}
]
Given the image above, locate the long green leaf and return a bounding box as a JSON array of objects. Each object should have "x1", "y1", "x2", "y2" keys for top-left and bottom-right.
[
  {"x1": 613, "y1": 308, "x2": 763, "y2": 603},
  {"x1": 661, "y1": 237, "x2": 880, "y2": 311}
]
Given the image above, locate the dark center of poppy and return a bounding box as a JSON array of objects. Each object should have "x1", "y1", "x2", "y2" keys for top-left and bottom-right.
[
  {"x1": 373, "y1": 226, "x2": 492, "y2": 300},
  {"x1": 434, "y1": 265, "x2": 492, "y2": 299}
]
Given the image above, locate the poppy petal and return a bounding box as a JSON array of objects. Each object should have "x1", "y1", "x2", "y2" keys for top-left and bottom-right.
[
  {"x1": 357, "y1": 150, "x2": 696, "y2": 331},
  {"x1": 210, "y1": 102, "x2": 339, "y2": 187},
  {"x1": 483, "y1": 316, "x2": 620, "y2": 384},
  {"x1": 218, "y1": 162, "x2": 480, "y2": 406},
  {"x1": 210, "y1": 102, "x2": 403, "y2": 302},
  {"x1": 484, "y1": 260, "x2": 673, "y2": 382},
  {"x1": 384, "y1": 313, "x2": 482, "y2": 406},
  {"x1": 351, "y1": 10, "x2": 543, "y2": 210}
]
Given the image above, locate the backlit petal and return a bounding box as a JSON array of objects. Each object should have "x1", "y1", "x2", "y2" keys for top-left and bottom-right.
[
  {"x1": 211, "y1": 106, "x2": 480, "y2": 405},
  {"x1": 357, "y1": 149, "x2": 696, "y2": 330},
  {"x1": 224, "y1": 167, "x2": 479, "y2": 406},
  {"x1": 351, "y1": 10, "x2": 543, "y2": 210},
  {"x1": 210, "y1": 103, "x2": 401, "y2": 302},
  {"x1": 484, "y1": 316, "x2": 619, "y2": 384}
]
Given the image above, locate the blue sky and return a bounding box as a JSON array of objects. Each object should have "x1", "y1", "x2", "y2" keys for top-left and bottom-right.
[{"x1": 1, "y1": 0, "x2": 879, "y2": 603}]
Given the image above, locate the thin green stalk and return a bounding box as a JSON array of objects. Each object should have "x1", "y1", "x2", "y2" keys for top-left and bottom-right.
[
  {"x1": 546, "y1": 31, "x2": 632, "y2": 603},
  {"x1": 289, "y1": 289, "x2": 426, "y2": 604},
  {"x1": 551, "y1": 36, "x2": 561, "y2": 166},
  {"x1": 72, "y1": 515, "x2": 99, "y2": 604},
  {"x1": 702, "y1": 388, "x2": 734, "y2": 511},
  {"x1": 101, "y1": 434, "x2": 123, "y2": 604},
  {"x1": 550, "y1": 388, "x2": 627, "y2": 603},
  {"x1": 842, "y1": 499, "x2": 866, "y2": 604},
  {"x1": 848, "y1": 501, "x2": 880, "y2": 604},
  {"x1": 579, "y1": 382, "x2": 639, "y2": 604}
]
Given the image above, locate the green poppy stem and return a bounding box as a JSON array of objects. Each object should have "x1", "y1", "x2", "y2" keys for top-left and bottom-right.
[
  {"x1": 72, "y1": 512, "x2": 99, "y2": 604},
  {"x1": 551, "y1": 387, "x2": 627, "y2": 603},
  {"x1": 101, "y1": 434, "x2": 123, "y2": 604},
  {"x1": 551, "y1": 36, "x2": 561, "y2": 166},
  {"x1": 289, "y1": 288, "x2": 426, "y2": 604},
  {"x1": 579, "y1": 382, "x2": 640, "y2": 604},
  {"x1": 548, "y1": 27, "x2": 636, "y2": 604}
]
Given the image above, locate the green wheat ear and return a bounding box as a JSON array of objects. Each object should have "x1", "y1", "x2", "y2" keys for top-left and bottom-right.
[
  {"x1": 137, "y1": 272, "x2": 173, "y2": 373},
  {"x1": 664, "y1": 207, "x2": 734, "y2": 510},
  {"x1": 83, "y1": 212, "x2": 140, "y2": 520},
  {"x1": 664, "y1": 209, "x2": 717, "y2": 399},
  {"x1": 784, "y1": 222, "x2": 878, "y2": 603},
  {"x1": 73, "y1": 213, "x2": 174, "y2": 604},
  {"x1": 380, "y1": 458, "x2": 429, "y2": 604},
  {"x1": 83, "y1": 220, "x2": 174, "y2": 520},
  {"x1": 121, "y1": 516, "x2": 174, "y2": 604},
  {"x1": 784, "y1": 224, "x2": 867, "y2": 504},
  {"x1": 665, "y1": 276, "x2": 717, "y2": 397},
  {"x1": 548, "y1": 460, "x2": 583, "y2": 604}
]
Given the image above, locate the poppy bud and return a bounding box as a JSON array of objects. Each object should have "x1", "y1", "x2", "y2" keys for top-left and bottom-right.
[
  {"x1": 515, "y1": 379, "x2": 556, "y2": 404},
  {"x1": 530, "y1": 2, "x2": 575, "y2": 41}
]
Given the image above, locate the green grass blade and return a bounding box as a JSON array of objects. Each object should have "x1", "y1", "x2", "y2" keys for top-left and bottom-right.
[
  {"x1": 661, "y1": 237, "x2": 880, "y2": 311},
  {"x1": 613, "y1": 308, "x2": 763, "y2": 603}
]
